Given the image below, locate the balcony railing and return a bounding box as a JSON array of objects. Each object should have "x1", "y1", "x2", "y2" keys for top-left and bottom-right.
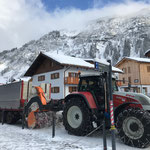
[{"x1": 64, "y1": 77, "x2": 79, "y2": 85}]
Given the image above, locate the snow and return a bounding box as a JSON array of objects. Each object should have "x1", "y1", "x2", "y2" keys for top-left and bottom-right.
[
  {"x1": 144, "y1": 49, "x2": 150, "y2": 56},
  {"x1": 126, "y1": 57, "x2": 150, "y2": 63},
  {"x1": 85, "y1": 58, "x2": 123, "y2": 73},
  {"x1": 0, "y1": 76, "x2": 6, "y2": 84},
  {"x1": 0, "y1": 123, "x2": 149, "y2": 150},
  {"x1": 0, "y1": 63, "x2": 7, "y2": 71},
  {"x1": 43, "y1": 52, "x2": 94, "y2": 68}
]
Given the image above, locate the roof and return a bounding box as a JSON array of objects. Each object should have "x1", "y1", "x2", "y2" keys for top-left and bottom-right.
[
  {"x1": 126, "y1": 57, "x2": 150, "y2": 62},
  {"x1": 24, "y1": 52, "x2": 94, "y2": 76},
  {"x1": 85, "y1": 58, "x2": 123, "y2": 73},
  {"x1": 43, "y1": 52, "x2": 94, "y2": 68},
  {"x1": 144, "y1": 49, "x2": 150, "y2": 56},
  {"x1": 115, "y1": 57, "x2": 150, "y2": 67}
]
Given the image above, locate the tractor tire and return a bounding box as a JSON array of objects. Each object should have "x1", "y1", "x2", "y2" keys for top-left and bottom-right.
[
  {"x1": 63, "y1": 98, "x2": 93, "y2": 136},
  {"x1": 116, "y1": 108, "x2": 150, "y2": 148}
]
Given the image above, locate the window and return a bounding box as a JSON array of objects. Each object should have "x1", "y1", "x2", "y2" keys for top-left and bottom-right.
[
  {"x1": 128, "y1": 67, "x2": 131, "y2": 73},
  {"x1": 38, "y1": 75, "x2": 45, "y2": 81},
  {"x1": 68, "y1": 72, "x2": 78, "y2": 77},
  {"x1": 51, "y1": 73, "x2": 59, "y2": 79},
  {"x1": 128, "y1": 77, "x2": 131, "y2": 83},
  {"x1": 123, "y1": 78, "x2": 125, "y2": 84},
  {"x1": 134, "y1": 79, "x2": 139, "y2": 83},
  {"x1": 143, "y1": 87, "x2": 147, "y2": 95},
  {"x1": 122, "y1": 68, "x2": 126, "y2": 74},
  {"x1": 69, "y1": 86, "x2": 78, "y2": 93},
  {"x1": 147, "y1": 66, "x2": 150, "y2": 72},
  {"x1": 51, "y1": 87, "x2": 60, "y2": 93}
]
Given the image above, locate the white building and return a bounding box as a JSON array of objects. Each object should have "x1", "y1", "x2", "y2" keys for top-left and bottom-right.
[{"x1": 24, "y1": 52, "x2": 122, "y2": 99}]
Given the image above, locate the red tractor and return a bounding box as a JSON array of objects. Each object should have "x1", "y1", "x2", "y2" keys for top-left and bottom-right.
[{"x1": 63, "y1": 75, "x2": 150, "y2": 148}]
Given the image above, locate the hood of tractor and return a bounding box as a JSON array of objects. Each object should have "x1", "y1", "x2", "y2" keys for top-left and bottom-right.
[{"x1": 114, "y1": 91, "x2": 150, "y2": 105}]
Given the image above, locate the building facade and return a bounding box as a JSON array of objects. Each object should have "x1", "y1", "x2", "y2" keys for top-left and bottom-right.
[
  {"x1": 25, "y1": 52, "x2": 122, "y2": 99},
  {"x1": 24, "y1": 52, "x2": 99, "y2": 99},
  {"x1": 115, "y1": 57, "x2": 150, "y2": 96}
]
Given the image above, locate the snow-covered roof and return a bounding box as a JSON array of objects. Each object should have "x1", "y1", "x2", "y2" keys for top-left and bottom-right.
[
  {"x1": 126, "y1": 57, "x2": 150, "y2": 63},
  {"x1": 85, "y1": 58, "x2": 123, "y2": 73},
  {"x1": 144, "y1": 49, "x2": 150, "y2": 56},
  {"x1": 43, "y1": 52, "x2": 94, "y2": 68},
  {"x1": 115, "y1": 57, "x2": 150, "y2": 67}
]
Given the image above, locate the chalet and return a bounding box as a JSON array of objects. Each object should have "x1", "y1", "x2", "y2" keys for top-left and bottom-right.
[
  {"x1": 24, "y1": 52, "x2": 122, "y2": 99},
  {"x1": 115, "y1": 57, "x2": 150, "y2": 96}
]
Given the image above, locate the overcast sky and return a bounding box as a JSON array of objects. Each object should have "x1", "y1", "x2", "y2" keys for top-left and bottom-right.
[{"x1": 0, "y1": 0, "x2": 150, "y2": 51}]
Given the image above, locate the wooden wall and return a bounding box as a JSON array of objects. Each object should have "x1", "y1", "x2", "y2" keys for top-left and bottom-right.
[
  {"x1": 117, "y1": 60, "x2": 140, "y2": 86},
  {"x1": 140, "y1": 63, "x2": 150, "y2": 85},
  {"x1": 35, "y1": 58, "x2": 63, "y2": 75}
]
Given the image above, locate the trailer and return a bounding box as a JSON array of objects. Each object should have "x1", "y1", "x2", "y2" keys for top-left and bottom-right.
[{"x1": 0, "y1": 81, "x2": 51, "y2": 124}]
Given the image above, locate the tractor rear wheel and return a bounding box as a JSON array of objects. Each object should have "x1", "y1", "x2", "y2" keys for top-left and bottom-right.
[
  {"x1": 63, "y1": 98, "x2": 93, "y2": 136},
  {"x1": 116, "y1": 108, "x2": 150, "y2": 148}
]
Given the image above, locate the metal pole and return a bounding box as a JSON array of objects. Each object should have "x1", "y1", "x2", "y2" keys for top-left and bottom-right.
[
  {"x1": 52, "y1": 111, "x2": 56, "y2": 138},
  {"x1": 103, "y1": 117, "x2": 107, "y2": 150},
  {"x1": 107, "y1": 60, "x2": 116, "y2": 150},
  {"x1": 103, "y1": 80, "x2": 107, "y2": 150}
]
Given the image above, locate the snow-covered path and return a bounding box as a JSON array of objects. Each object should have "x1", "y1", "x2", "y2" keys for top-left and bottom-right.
[{"x1": 0, "y1": 123, "x2": 149, "y2": 150}]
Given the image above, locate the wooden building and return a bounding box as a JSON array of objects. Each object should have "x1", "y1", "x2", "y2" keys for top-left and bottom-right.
[{"x1": 115, "y1": 57, "x2": 150, "y2": 96}]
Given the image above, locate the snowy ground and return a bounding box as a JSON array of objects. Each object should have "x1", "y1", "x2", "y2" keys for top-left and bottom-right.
[{"x1": 0, "y1": 122, "x2": 149, "y2": 150}]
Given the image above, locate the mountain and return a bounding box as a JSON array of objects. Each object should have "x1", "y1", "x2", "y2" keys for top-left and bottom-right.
[{"x1": 0, "y1": 8, "x2": 150, "y2": 83}]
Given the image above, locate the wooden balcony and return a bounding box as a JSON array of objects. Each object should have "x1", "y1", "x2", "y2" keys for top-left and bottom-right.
[{"x1": 64, "y1": 77, "x2": 79, "y2": 85}]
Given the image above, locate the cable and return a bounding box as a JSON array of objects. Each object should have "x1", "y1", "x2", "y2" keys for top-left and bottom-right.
[{"x1": 71, "y1": 124, "x2": 103, "y2": 145}]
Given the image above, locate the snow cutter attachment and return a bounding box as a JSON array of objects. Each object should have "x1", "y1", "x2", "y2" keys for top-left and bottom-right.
[{"x1": 22, "y1": 87, "x2": 63, "y2": 129}]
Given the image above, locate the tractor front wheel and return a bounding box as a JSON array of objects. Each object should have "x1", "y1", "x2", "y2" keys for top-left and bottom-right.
[
  {"x1": 63, "y1": 98, "x2": 93, "y2": 136},
  {"x1": 116, "y1": 108, "x2": 150, "y2": 148}
]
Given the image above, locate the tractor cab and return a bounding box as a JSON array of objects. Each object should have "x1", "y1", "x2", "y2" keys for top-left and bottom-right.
[
  {"x1": 78, "y1": 75, "x2": 118, "y2": 109},
  {"x1": 78, "y1": 75, "x2": 104, "y2": 108},
  {"x1": 78, "y1": 75, "x2": 118, "y2": 92}
]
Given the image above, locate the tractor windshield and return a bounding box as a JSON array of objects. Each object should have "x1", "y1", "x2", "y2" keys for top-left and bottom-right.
[
  {"x1": 78, "y1": 76, "x2": 118, "y2": 92},
  {"x1": 78, "y1": 77, "x2": 103, "y2": 92}
]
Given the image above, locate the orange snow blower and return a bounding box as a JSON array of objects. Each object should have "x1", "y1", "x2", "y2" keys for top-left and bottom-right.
[{"x1": 23, "y1": 86, "x2": 63, "y2": 129}]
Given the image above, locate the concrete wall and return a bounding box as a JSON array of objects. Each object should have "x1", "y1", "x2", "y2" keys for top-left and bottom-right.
[
  {"x1": 32, "y1": 69, "x2": 65, "y2": 99},
  {"x1": 32, "y1": 66, "x2": 99, "y2": 99}
]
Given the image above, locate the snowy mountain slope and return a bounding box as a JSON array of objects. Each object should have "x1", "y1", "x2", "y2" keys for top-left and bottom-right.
[{"x1": 0, "y1": 9, "x2": 150, "y2": 82}]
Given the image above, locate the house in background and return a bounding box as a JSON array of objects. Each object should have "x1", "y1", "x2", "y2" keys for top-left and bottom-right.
[
  {"x1": 24, "y1": 52, "x2": 122, "y2": 99},
  {"x1": 115, "y1": 57, "x2": 150, "y2": 95}
]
